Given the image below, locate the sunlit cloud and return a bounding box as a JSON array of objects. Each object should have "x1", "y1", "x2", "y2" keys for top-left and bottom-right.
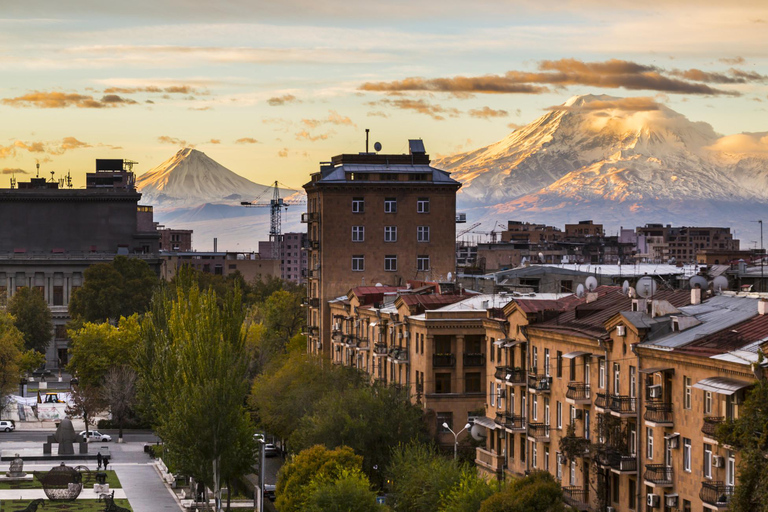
[
  {"x1": 718, "y1": 57, "x2": 746, "y2": 65},
  {"x1": 548, "y1": 96, "x2": 662, "y2": 112},
  {"x1": 1, "y1": 91, "x2": 139, "y2": 108},
  {"x1": 295, "y1": 129, "x2": 333, "y2": 141},
  {"x1": 707, "y1": 132, "x2": 768, "y2": 154},
  {"x1": 367, "y1": 98, "x2": 460, "y2": 120},
  {"x1": 235, "y1": 137, "x2": 259, "y2": 144},
  {"x1": 2, "y1": 167, "x2": 29, "y2": 174},
  {"x1": 301, "y1": 110, "x2": 356, "y2": 129},
  {"x1": 468, "y1": 106, "x2": 509, "y2": 119},
  {"x1": 267, "y1": 94, "x2": 300, "y2": 106},
  {"x1": 158, "y1": 136, "x2": 189, "y2": 146},
  {"x1": 0, "y1": 137, "x2": 93, "y2": 158}
]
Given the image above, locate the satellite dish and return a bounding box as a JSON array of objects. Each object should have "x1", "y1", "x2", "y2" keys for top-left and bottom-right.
[
  {"x1": 689, "y1": 275, "x2": 708, "y2": 290},
  {"x1": 521, "y1": 257, "x2": 527, "y2": 265},
  {"x1": 576, "y1": 284, "x2": 585, "y2": 298},
  {"x1": 622, "y1": 280, "x2": 630, "y2": 294},
  {"x1": 375, "y1": 283, "x2": 383, "y2": 287},
  {"x1": 374, "y1": 142, "x2": 382, "y2": 152},
  {"x1": 636, "y1": 276, "x2": 657, "y2": 298},
  {"x1": 585, "y1": 276, "x2": 598, "y2": 291},
  {"x1": 470, "y1": 423, "x2": 487, "y2": 441},
  {"x1": 447, "y1": 271, "x2": 453, "y2": 281},
  {"x1": 538, "y1": 252, "x2": 545, "y2": 262},
  {"x1": 712, "y1": 276, "x2": 729, "y2": 292}
]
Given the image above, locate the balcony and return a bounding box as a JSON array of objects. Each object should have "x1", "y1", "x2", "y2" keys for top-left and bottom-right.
[
  {"x1": 527, "y1": 374, "x2": 552, "y2": 393},
  {"x1": 702, "y1": 416, "x2": 724, "y2": 440},
  {"x1": 306, "y1": 326, "x2": 319, "y2": 337},
  {"x1": 388, "y1": 347, "x2": 409, "y2": 364},
  {"x1": 433, "y1": 353, "x2": 456, "y2": 368},
  {"x1": 527, "y1": 422, "x2": 550, "y2": 442},
  {"x1": 463, "y1": 353, "x2": 486, "y2": 367},
  {"x1": 562, "y1": 486, "x2": 590, "y2": 511},
  {"x1": 599, "y1": 450, "x2": 637, "y2": 473},
  {"x1": 373, "y1": 343, "x2": 388, "y2": 356},
  {"x1": 595, "y1": 392, "x2": 608, "y2": 410},
  {"x1": 643, "y1": 464, "x2": 673, "y2": 487},
  {"x1": 608, "y1": 395, "x2": 636, "y2": 417},
  {"x1": 309, "y1": 240, "x2": 320, "y2": 250},
  {"x1": 504, "y1": 414, "x2": 526, "y2": 432},
  {"x1": 356, "y1": 337, "x2": 369, "y2": 350},
  {"x1": 494, "y1": 366, "x2": 526, "y2": 385},
  {"x1": 644, "y1": 400, "x2": 673, "y2": 425},
  {"x1": 475, "y1": 447, "x2": 504, "y2": 474},
  {"x1": 566, "y1": 382, "x2": 591, "y2": 404},
  {"x1": 301, "y1": 212, "x2": 318, "y2": 223},
  {"x1": 309, "y1": 297, "x2": 320, "y2": 308},
  {"x1": 700, "y1": 481, "x2": 734, "y2": 508},
  {"x1": 309, "y1": 269, "x2": 320, "y2": 279}
]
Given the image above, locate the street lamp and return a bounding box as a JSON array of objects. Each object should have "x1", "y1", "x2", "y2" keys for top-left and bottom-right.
[
  {"x1": 442, "y1": 422, "x2": 472, "y2": 461},
  {"x1": 253, "y1": 434, "x2": 266, "y2": 512}
]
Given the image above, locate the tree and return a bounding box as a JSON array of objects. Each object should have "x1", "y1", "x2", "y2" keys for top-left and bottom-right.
[
  {"x1": 478, "y1": 472, "x2": 564, "y2": 512},
  {"x1": 439, "y1": 471, "x2": 497, "y2": 512},
  {"x1": 67, "y1": 315, "x2": 141, "y2": 388},
  {"x1": 305, "y1": 468, "x2": 382, "y2": 512},
  {"x1": 69, "y1": 256, "x2": 158, "y2": 323},
  {"x1": 102, "y1": 366, "x2": 137, "y2": 442},
  {"x1": 291, "y1": 383, "x2": 429, "y2": 486},
  {"x1": 137, "y1": 273, "x2": 255, "y2": 511},
  {"x1": 386, "y1": 442, "x2": 465, "y2": 512},
  {"x1": 66, "y1": 382, "x2": 106, "y2": 434},
  {"x1": 0, "y1": 312, "x2": 27, "y2": 413},
  {"x1": 275, "y1": 445, "x2": 364, "y2": 512},
  {"x1": 7, "y1": 287, "x2": 53, "y2": 354}
]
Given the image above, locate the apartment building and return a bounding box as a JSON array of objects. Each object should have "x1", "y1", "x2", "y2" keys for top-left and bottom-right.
[
  {"x1": 635, "y1": 225, "x2": 739, "y2": 263},
  {"x1": 473, "y1": 285, "x2": 765, "y2": 512},
  {"x1": 303, "y1": 140, "x2": 461, "y2": 359}
]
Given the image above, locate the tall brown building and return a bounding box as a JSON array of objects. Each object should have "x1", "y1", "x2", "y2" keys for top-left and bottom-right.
[{"x1": 303, "y1": 140, "x2": 462, "y2": 358}]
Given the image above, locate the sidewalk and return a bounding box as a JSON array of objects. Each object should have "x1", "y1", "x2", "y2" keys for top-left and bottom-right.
[{"x1": 12, "y1": 418, "x2": 87, "y2": 431}]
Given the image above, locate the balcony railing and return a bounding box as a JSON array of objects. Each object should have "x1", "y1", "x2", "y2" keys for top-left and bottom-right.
[
  {"x1": 644, "y1": 400, "x2": 673, "y2": 424},
  {"x1": 356, "y1": 338, "x2": 369, "y2": 350},
  {"x1": 600, "y1": 450, "x2": 637, "y2": 472},
  {"x1": 388, "y1": 347, "x2": 409, "y2": 363},
  {"x1": 528, "y1": 374, "x2": 552, "y2": 392},
  {"x1": 609, "y1": 395, "x2": 636, "y2": 415},
  {"x1": 562, "y1": 487, "x2": 589, "y2": 510},
  {"x1": 702, "y1": 416, "x2": 724, "y2": 438},
  {"x1": 307, "y1": 326, "x2": 319, "y2": 336},
  {"x1": 566, "y1": 382, "x2": 591, "y2": 401},
  {"x1": 495, "y1": 411, "x2": 505, "y2": 426},
  {"x1": 700, "y1": 481, "x2": 734, "y2": 508},
  {"x1": 309, "y1": 297, "x2": 320, "y2": 308},
  {"x1": 644, "y1": 464, "x2": 673, "y2": 486},
  {"x1": 373, "y1": 343, "x2": 388, "y2": 355},
  {"x1": 504, "y1": 414, "x2": 526, "y2": 431},
  {"x1": 528, "y1": 422, "x2": 550, "y2": 441},
  {"x1": 475, "y1": 447, "x2": 504, "y2": 473},
  {"x1": 463, "y1": 353, "x2": 486, "y2": 367},
  {"x1": 433, "y1": 354, "x2": 456, "y2": 368},
  {"x1": 595, "y1": 392, "x2": 608, "y2": 409},
  {"x1": 494, "y1": 366, "x2": 526, "y2": 385}
]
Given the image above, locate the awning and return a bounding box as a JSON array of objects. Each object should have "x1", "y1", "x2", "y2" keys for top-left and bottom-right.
[
  {"x1": 504, "y1": 340, "x2": 526, "y2": 348},
  {"x1": 471, "y1": 416, "x2": 499, "y2": 430},
  {"x1": 639, "y1": 367, "x2": 676, "y2": 374},
  {"x1": 493, "y1": 339, "x2": 509, "y2": 346},
  {"x1": 370, "y1": 322, "x2": 378, "y2": 327},
  {"x1": 563, "y1": 350, "x2": 591, "y2": 359},
  {"x1": 693, "y1": 377, "x2": 753, "y2": 395},
  {"x1": 664, "y1": 432, "x2": 680, "y2": 440}
]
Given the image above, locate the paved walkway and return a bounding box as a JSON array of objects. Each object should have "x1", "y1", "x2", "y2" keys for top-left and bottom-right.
[
  {"x1": 0, "y1": 489, "x2": 127, "y2": 499},
  {"x1": 114, "y1": 463, "x2": 181, "y2": 512}
]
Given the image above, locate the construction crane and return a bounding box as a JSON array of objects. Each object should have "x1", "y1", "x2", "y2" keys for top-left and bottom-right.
[
  {"x1": 241, "y1": 181, "x2": 304, "y2": 259},
  {"x1": 456, "y1": 222, "x2": 482, "y2": 239}
]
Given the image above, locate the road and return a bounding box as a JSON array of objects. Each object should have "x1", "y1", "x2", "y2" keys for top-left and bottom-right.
[{"x1": 1, "y1": 430, "x2": 160, "y2": 444}]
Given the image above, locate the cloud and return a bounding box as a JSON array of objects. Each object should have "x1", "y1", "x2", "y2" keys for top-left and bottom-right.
[
  {"x1": 235, "y1": 137, "x2": 259, "y2": 144},
  {"x1": 671, "y1": 68, "x2": 767, "y2": 84},
  {"x1": 295, "y1": 130, "x2": 333, "y2": 141},
  {"x1": 0, "y1": 137, "x2": 92, "y2": 158},
  {"x1": 707, "y1": 132, "x2": 768, "y2": 154},
  {"x1": 189, "y1": 106, "x2": 212, "y2": 111},
  {"x1": 267, "y1": 94, "x2": 300, "y2": 106},
  {"x1": 158, "y1": 136, "x2": 189, "y2": 146},
  {"x1": 207, "y1": 139, "x2": 221, "y2": 144},
  {"x1": 1, "y1": 91, "x2": 141, "y2": 108},
  {"x1": 59, "y1": 137, "x2": 91, "y2": 151},
  {"x1": 2, "y1": 168, "x2": 28, "y2": 174},
  {"x1": 278, "y1": 148, "x2": 289, "y2": 157},
  {"x1": 548, "y1": 96, "x2": 662, "y2": 112},
  {"x1": 367, "y1": 98, "x2": 460, "y2": 120},
  {"x1": 507, "y1": 123, "x2": 523, "y2": 130},
  {"x1": 718, "y1": 57, "x2": 746, "y2": 65},
  {"x1": 359, "y1": 58, "x2": 742, "y2": 96},
  {"x1": 301, "y1": 110, "x2": 356, "y2": 129},
  {"x1": 468, "y1": 106, "x2": 509, "y2": 119},
  {"x1": 103, "y1": 85, "x2": 203, "y2": 94},
  {"x1": 367, "y1": 111, "x2": 388, "y2": 118}
]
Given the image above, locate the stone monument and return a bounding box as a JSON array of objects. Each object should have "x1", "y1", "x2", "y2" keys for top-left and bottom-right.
[
  {"x1": 43, "y1": 418, "x2": 87, "y2": 455},
  {"x1": 6, "y1": 454, "x2": 25, "y2": 477}
]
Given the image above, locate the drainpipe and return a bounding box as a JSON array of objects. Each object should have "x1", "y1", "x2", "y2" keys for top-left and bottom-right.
[{"x1": 631, "y1": 341, "x2": 643, "y2": 512}]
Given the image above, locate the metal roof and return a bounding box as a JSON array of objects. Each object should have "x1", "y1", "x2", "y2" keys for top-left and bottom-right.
[
  {"x1": 316, "y1": 163, "x2": 460, "y2": 184},
  {"x1": 692, "y1": 376, "x2": 753, "y2": 395},
  {"x1": 639, "y1": 367, "x2": 676, "y2": 374},
  {"x1": 472, "y1": 416, "x2": 499, "y2": 430},
  {"x1": 562, "y1": 350, "x2": 592, "y2": 359}
]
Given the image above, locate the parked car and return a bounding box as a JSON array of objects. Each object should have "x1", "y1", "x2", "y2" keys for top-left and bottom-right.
[
  {"x1": 263, "y1": 443, "x2": 279, "y2": 457},
  {"x1": 264, "y1": 484, "x2": 276, "y2": 502},
  {"x1": 0, "y1": 420, "x2": 14, "y2": 432},
  {"x1": 79, "y1": 430, "x2": 112, "y2": 442}
]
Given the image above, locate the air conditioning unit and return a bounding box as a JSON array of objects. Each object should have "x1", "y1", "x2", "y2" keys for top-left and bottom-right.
[
  {"x1": 648, "y1": 385, "x2": 663, "y2": 398},
  {"x1": 665, "y1": 495, "x2": 679, "y2": 508},
  {"x1": 616, "y1": 325, "x2": 626, "y2": 337},
  {"x1": 713, "y1": 455, "x2": 725, "y2": 468},
  {"x1": 498, "y1": 389, "x2": 506, "y2": 399},
  {"x1": 647, "y1": 494, "x2": 660, "y2": 508}
]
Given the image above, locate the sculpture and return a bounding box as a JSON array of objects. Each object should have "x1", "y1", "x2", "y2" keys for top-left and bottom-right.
[
  {"x1": 19, "y1": 499, "x2": 45, "y2": 512},
  {"x1": 52, "y1": 419, "x2": 78, "y2": 455},
  {"x1": 101, "y1": 490, "x2": 131, "y2": 512},
  {"x1": 35, "y1": 463, "x2": 83, "y2": 500},
  {"x1": 7, "y1": 454, "x2": 26, "y2": 477}
]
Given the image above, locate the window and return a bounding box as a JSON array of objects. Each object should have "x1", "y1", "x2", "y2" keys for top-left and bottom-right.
[
  {"x1": 384, "y1": 198, "x2": 397, "y2": 213},
  {"x1": 682, "y1": 499, "x2": 691, "y2": 512},
  {"x1": 437, "y1": 412, "x2": 452, "y2": 432},
  {"x1": 545, "y1": 349, "x2": 550, "y2": 376},
  {"x1": 490, "y1": 339, "x2": 495, "y2": 362},
  {"x1": 532, "y1": 442, "x2": 538, "y2": 469},
  {"x1": 557, "y1": 401, "x2": 562, "y2": 429},
  {"x1": 684, "y1": 376, "x2": 692, "y2": 409},
  {"x1": 683, "y1": 437, "x2": 691, "y2": 472},
  {"x1": 53, "y1": 286, "x2": 63, "y2": 306},
  {"x1": 598, "y1": 359, "x2": 605, "y2": 389},
  {"x1": 647, "y1": 428, "x2": 654, "y2": 459},
  {"x1": 417, "y1": 256, "x2": 430, "y2": 272},
  {"x1": 556, "y1": 453, "x2": 563, "y2": 480},
  {"x1": 628, "y1": 478, "x2": 636, "y2": 510},
  {"x1": 465, "y1": 372, "x2": 481, "y2": 393},
  {"x1": 630, "y1": 427, "x2": 637, "y2": 455},
  {"x1": 556, "y1": 351, "x2": 562, "y2": 378},
  {"x1": 704, "y1": 391, "x2": 712, "y2": 415},
  {"x1": 490, "y1": 382, "x2": 495, "y2": 407},
  {"x1": 630, "y1": 366, "x2": 636, "y2": 399},
  {"x1": 384, "y1": 226, "x2": 397, "y2": 242},
  {"x1": 384, "y1": 255, "x2": 397, "y2": 272},
  {"x1": 532, "y1": 346, "x2": 538, "y2": 372},
  {"x1": 435, "y1": 373, "x2": 451, "y2": 394},
  {"x1": 704, "y1": 443, "x2": 712, "y2": 479},
  {"x1": 544, "y1": 447, "x2": 550, "y2": 471},
  {"x1": 417, "y1": 197, "x2": 430, "y2": 213},
  {"x1": 570, "y1": 461, "x2": 576, "y2": 485},
  {"x1": 417, "y1": 226, "x2": 430, "y2": 242},
  {"x1": 612, "y1": 473, "x2": 620, "y2": 503},
  {"x1": 352, "y1": 255, "x2": 364, "y2": 271},
  {"x1": 520, "y1": 437, "x2": 526, "y2": 463},
  {"x1": 560, "y1": 280, "x2": 573, "y2": 293},
  {"x1": 352, "y1": 226, "x2": 364, "y2": 242},
  {"x1": 544, "y1": 398, "x2": 550, "y2": 426},
  {"x1": 584, "y1": 411, "x2": 590, "y2": 440},
  {"x1": 613, "y1": 363, "x2": 620, "y2": 394},
  {"x1": 532, "y1": 395, "x2": 538, "y2": 421},
  {"x1": 352, "y1": 197, "x2": 364, "y2": 213},
  {"x1": 55, "y1": 325, "x2": 67, "y2": 340}
]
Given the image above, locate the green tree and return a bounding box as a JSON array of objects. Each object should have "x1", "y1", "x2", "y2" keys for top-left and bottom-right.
[
  {"x1": 291, "y1": 383, "x2": 429, "y2": 486},
  {"x1": 305, "y1": 468, "x2": 381, "y2": 512},
  {"x1": 69, "y1": 256, "x2": 158, "y2": 323},
  {"x1": 276, "y1": 445, "x2": 363, "y2": 512},
  {"x1": 67, "y1": 315, "x2": 141, "y2": 388},
  {"x1": 716, "y1": 363, "x2": 768, "y2": 512},
  {"x1": 137, "y1": 273, "x2": 255, "y2": 510},
  {"x1": 386, "y1": 442, "x2": 464, "y2": 512},
  {"x1": 439, "y1": 470, "x2": 497, "y2": 512},
  {"x1": 0, "y1": 312, "x2": 31, "y2": 413},
  {"x1": 478, "y1": 472, "x2": 564, "y2": 512},
  {"x1": 7, "y1": 287, "x2": 53, "y2": 354}
]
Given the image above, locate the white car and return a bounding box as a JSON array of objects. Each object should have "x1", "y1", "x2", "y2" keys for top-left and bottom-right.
[
  {"x1": 0, "y1": 420, "x2": 14, "y2": 432},
  {"x1": 79, "y1": 430, "x2": 112, "y2": 442}
]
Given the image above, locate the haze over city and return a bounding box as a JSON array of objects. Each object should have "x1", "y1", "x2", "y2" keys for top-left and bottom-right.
[{"x1": 2, "y1": 0, "x2": 768, "y2": 190}]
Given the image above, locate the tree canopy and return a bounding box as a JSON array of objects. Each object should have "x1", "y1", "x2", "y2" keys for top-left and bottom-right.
[
  {"x1": 69, "y1": 256, "x2": 158, "y2": 323},
  {"x1": 478, "y1": 472, "x2": 564, "y2": 512},
  {"x1": 7, "y1": 287, "x2": 53, "y2": 354},
  {"x1": 67, "y1": 315, "x2": 141, "y2": 387},
  {"x1": 0, "y1": 311, "x2": 44, "y2": 413},
  {"x1": 305, "y1": 468, "x2": 382, "y2": 512}
]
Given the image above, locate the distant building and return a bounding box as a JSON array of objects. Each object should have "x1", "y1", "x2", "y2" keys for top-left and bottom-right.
[
  {"x1": 303, "y1": 139, "x2": 462, "y2": 359},
  {"x1": 159, "y1": 252, "x2": 280, "y2": 282},
  {"x1": 258, "y1": 232, "x2": 308, "y2": 285},
  {"x1": 635, "y1": 224, "x2": 739, "y2": 263},
  {"x1": 157, "y1": 226, "x2": 193, "y2": 252}
]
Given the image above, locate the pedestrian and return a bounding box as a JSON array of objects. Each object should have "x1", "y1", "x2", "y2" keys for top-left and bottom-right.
[
  {"x1": 103, "y1": 455, "x2": 110, "y2": 470},
  {"x1": 96, "y1": 451, "x2": 102, "y2": 470}
]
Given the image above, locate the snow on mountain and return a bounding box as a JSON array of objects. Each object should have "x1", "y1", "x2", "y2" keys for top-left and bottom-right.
[
  {"x1": 136, "y1": 148, "x2": 287, "y2": 211},
  {"x1": 439, "y1": 94, "x2": 768, "y2": 238}
]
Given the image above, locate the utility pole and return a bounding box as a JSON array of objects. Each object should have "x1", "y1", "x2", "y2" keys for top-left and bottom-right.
[{"x1": 753, "y1": 220, "x2": 763, "y2": 292}]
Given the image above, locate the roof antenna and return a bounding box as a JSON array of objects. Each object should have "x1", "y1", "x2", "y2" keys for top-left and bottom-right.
[
  {"x1": 365, "y1": 128, "x2": 369, "y2": 153},
  {"x1": 36, "y1": 162, "x2": 40, "y2": 178}
]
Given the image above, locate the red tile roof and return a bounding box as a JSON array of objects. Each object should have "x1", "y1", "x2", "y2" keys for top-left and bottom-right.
[{"x1": 675, "y1": 313, "x2": 768, "y2": 357}]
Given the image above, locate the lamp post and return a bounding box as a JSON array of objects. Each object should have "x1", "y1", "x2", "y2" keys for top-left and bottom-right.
[
  {"x1": 442, "y1": 422, "x2": 471, "y2": 461},
  {"x1": 253, "y1": 435, "x2": 265, "y2": 512}
]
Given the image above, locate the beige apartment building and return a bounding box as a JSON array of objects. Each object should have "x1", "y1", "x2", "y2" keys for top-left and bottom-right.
[{"x1": 303, "y1": 140, "x2": 461, "y2": 359}]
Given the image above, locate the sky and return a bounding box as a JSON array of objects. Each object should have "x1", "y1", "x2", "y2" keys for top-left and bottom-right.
[{"x1": 1, "y1": 0, "x2": 767, "y2": 190}]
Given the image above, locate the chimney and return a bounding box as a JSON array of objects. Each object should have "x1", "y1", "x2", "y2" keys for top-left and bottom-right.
[
  {"x1": 586, "y1": 292, "x2": 598, "y2": 303},
  {"x1": 213, "y1": 237, "x2": 218, "y2": 252},
  {"x1": 691, "y1": 288, "x2": 701, "y2": 306},
  {"x1": 759, "y1": 299, "x2": 768, "y2": 316}
]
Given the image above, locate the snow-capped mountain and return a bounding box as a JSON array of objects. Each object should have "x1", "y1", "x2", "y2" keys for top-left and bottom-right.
[
  {"x1": 439, "y1": 94, "x2": 768, "y2": 238},
  {"x1": 136, "y1": 148, "x2": 286, "y2": 210}
]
